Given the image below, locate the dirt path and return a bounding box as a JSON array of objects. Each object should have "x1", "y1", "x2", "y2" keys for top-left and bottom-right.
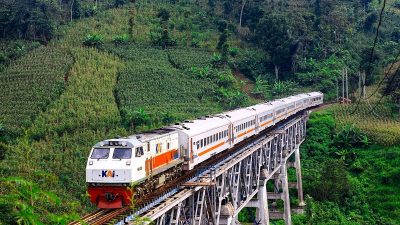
[{"x1": 232, "y1": 70, "x2": 258, "y2": 99}]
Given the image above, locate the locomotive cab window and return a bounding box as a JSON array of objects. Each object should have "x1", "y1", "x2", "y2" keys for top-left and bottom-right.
[
  {"x1": 91, "y1": 148, "x2": 110, "y2": 159},
  {"x1": 135, "y1": 147, "x2": 144, "y2": 157},
  {"x1": 113, "y1": 148, "x2": 132, "y2": 159}
]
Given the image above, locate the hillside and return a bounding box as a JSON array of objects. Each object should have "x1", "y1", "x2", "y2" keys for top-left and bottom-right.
[{"x1": 0, "y1": 0, "x2": 399, "y2": 224}]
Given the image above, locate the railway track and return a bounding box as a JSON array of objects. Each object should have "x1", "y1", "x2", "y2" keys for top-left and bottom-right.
[
  {"x1": 69, "y1": 208, "x2": 130, "y2": 225},
  {"x1": 70, "y1": 106, "x2": 323, "y2": 225}
]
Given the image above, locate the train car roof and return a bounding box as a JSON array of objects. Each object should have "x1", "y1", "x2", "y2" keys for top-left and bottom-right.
[
  {"x1": 268, "y1": 99, "x2": 287, "y2": 108},
  {"x1": 281, "y1": 96, "x2": 299, "y2": 104},
  {"x1": 129, "y1": 128, "x2": 178, "y2": 141},
  {"x1": 308, "y1": 92, "x2": 323, "y2": 97},
  {"x1": 296, "y1": 93, "x2": 312, "y2": 99},
  {"x1": 93, "y1": 137, "x2": 142, "y2": 148},
  {"x1": 174, "y1": 116, "x2": 230, "y2": 136},
  {"x1": 219, "y1": 107, "x2": 258, "y2": 123},
  {"x1": 249, "y1": 102, "x2": 275, "y2": 113}
]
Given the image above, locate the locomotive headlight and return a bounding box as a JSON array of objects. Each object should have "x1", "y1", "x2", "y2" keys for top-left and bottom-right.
[
  {"x1": 89, "y1": 161, "x2": 93, "y2": 165},
  {"x1": 126, "y1": 160, "x2": 131, "y2": 166}
]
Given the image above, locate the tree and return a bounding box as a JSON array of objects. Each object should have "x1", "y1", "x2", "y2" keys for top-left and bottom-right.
[
  {"x1": 125, "y1": 108, "x2": 151, "y2": 131},
  {"x1": 72, "y1": 0, "x2": 82, "y2": 20},
  {"x1": 183, "y1": 10, "x2": 192, "y2": 48},
  {"x1": 239, "y1": 0, "x2": 246, "y2": 27},
  {"x1": 114, "y1": 0, "x2": 128, "y2": 8},
  {"x1": 359, "y1": 48, "x2": 381, "y2": 85},
  {"x1": 157, "y1": 8, "x2": 172, "y2": 49},
  {"x1": 382, "y1": 65, "x2": 400, "y2": 114},
  {"x1": 129, "y1": 7, "x2": 136, "y2": 41},
  {"x1": 255, "y1": 14, "x2": 297, "y2": 80},
  {"x1": 314, "y1": 159, "x2": 350, "y2": 203},
  {"x1": 216, "y1": 20, "x2": 229, "y2": 63}
]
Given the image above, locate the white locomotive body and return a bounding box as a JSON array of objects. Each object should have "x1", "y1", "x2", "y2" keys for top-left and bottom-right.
[{"x1": 86, "y1": 92, "x2": 323, "y2": 208}]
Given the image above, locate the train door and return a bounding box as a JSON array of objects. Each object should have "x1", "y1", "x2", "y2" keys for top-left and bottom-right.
[
  {"x1": 255, "y1": 115, "x2": 259, "y2": 134},
  {"x1": 229, "y1": 123, "x2": 233, "y2": 145}
]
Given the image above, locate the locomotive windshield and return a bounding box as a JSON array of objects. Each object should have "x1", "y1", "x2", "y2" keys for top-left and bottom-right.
[
  {"x1": 91, "y1": 148, "x2": 110, "y2": 159},
  {"x1": 112, "y1": 148, "x2": 132, "y2": 159}
]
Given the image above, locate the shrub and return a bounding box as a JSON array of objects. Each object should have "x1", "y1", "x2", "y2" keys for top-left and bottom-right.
[
  {"x1": 112, "y1": 34, "x2": 129, "y2": 45},
  {"x1": 211, "y1": 53, "x2": 223, "y2": 67},
  {"x1": 313, "y1": 159, "x2": 351, "y2": 203},
  {"x1": 334, "y1": 124, "x2": 369, "y2": 149},
  {"x1": 229, "y1": 47, "x2": 239, "y2": 57},
  {"x1": 83, "y1": 34, "x2": 104, "y2": 47},
  {"x1": 0, "y1": 142, "x2": 7, "y2": 160}
]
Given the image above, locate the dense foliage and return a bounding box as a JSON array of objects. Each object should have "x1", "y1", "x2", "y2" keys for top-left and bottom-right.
[{"x1": 298, "y1": 112, "x2": 400, "y2": 225}]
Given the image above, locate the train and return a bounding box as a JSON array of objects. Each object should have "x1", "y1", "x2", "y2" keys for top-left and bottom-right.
[{"x1": 86, "y1": 92, "x2": 323, "y2": 208}]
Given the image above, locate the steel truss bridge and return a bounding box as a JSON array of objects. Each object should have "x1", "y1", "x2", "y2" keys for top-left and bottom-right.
[{"x1": 116, "y1": 112, "x2": 309, "y2": 225}]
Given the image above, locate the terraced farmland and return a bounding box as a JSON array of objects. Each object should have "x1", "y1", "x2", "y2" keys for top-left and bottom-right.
[{"x1": 0, "y1": 47, "x2": 73, "y2": 133}]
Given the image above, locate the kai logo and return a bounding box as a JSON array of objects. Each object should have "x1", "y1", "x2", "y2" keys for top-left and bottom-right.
[{"x1": 101, "y1": 170, "x2": 115, "y2": 178}]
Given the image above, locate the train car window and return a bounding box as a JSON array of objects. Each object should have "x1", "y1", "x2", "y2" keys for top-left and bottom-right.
[
  {"x1": 91, "y1": 148, "x2": 110, "y2": 159},
  {"x1": 219, "y1": 132, "x2": 221, "y2": 139},
  {"x1": 135, "y1": 147, "x2": 144, "y2": 157},
  {"x1": 214, "y1": 134, "x2": 217, "y2": 141},
  {"x1": 201, "y1": 139, "x2": 203, "y2": 148},
  {"x1": 113, "y1": 148, "x2": 132, "y2": 159},
  {"x1": 168, "y1": 142, "x2": 171, "y2": 149},
  {"x1": 207, "y1": 137, "x2": 210, "y2": 145},
  {"x1": 197, "y1": 141, "x2": 200, "y2": 149}
]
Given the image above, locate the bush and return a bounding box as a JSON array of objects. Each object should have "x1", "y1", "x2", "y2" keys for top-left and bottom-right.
[
  {"x1": 334, "y1": 124, "x2": 369, "y2": 149},
  {"x1": 302, "y1": 112, "x2": 336, "y2": 157},
  {"x1": 112, "y1": 34, "x2": 129, "y2": 45},
  {"x1": 229, "y1": 47, "x2": 239, "y2": 57},
  {"x1": 233, "y1": 48, "x2": 268, "y2": 80},
  {"x1": 313, "y1": 160, "x2": 351, "y2": 203},
  {"x1": 0, "y1": 142, "x2": 7, "y2": 160},
  {"x1": 83, "y1": 34, "x2": 104, "y2": 47}
]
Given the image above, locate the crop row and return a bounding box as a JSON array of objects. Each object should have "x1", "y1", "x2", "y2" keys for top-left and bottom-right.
[
  {"x1": 332, "y1": 103, "x2": 400, "y2": 146},
  {"x1": 109, "y1": 44, "x2": 223, "y2": 122},
  {"x1": 0, "y1": 46, "x2": 73, "y2": 133}
]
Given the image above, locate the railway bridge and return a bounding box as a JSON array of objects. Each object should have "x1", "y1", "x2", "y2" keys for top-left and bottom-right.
[{"x1": 113, "y1": 112, "x2": 309, "y2": 225}]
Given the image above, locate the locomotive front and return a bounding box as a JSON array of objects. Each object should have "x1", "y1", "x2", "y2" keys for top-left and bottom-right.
[{"x1": 86, "y1": 139, "x2": 145, "y2": 208}]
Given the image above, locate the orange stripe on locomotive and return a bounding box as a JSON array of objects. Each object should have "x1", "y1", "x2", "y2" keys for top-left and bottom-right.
[{"x1": 145, "y1": 149, "x2": 178, "y2": 175}]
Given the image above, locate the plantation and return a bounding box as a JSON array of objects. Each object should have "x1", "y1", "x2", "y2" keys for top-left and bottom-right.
[
  {"x1": 103, "y1": 44, "x2": 225, "y2": 126},
  {"x1": 331, "y1": 102, "x2": 400, "y2": 146},
  {"x1": 0, "y1": 46, "x2": 73, "y2": 135}
]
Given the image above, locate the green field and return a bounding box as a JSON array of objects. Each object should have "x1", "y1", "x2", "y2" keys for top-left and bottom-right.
[
  {"x1": 103, "y1": 44, "x2": 224, "y2": 125},
  {"x1": 0, "y1": 47, "x2": 73, "y2": 134}
]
